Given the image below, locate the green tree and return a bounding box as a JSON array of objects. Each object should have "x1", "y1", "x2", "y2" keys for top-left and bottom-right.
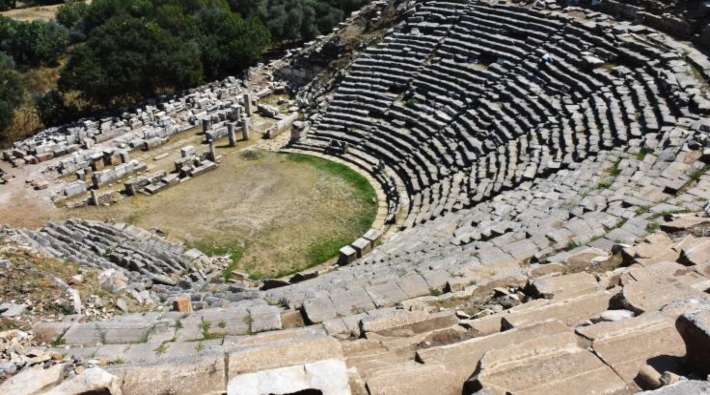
[
  {"x1": 1, "y1": 20, "x2": 69, "y2": 68},
  {"x1": 0, "y1": 53, "x2": 24, "y2": 140},
  {"x1": 34, "y1": 89, "x2": 78, "y2": 128},
  {"x1": 0, "y1": 0, "x2": 16, "y2": 12},
  {"x1": 195, "y1": 7, "x2": 270, "y2": 79},
  {"x1": 59, "y1": 15, "x2": 203, "y2": 107},
  {"x1": 56, "y1": 1, "x2": 90, "y2": 42}
]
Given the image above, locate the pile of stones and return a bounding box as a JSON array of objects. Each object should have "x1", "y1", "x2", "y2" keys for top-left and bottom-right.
[
  {"x1": 3, "y1": 219, "x2": 248, "y2": 311},
  {"x1": 0, "y1": 327, "x2": 122, "y2": 395},
  {"x1": 0, "y1": 77, "x2": 251, "y2": 169}
]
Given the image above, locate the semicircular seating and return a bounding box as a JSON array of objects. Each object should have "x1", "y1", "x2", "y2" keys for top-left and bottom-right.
[{"x1": 294, "y1": 0, "x2": 699, "y2": 232}]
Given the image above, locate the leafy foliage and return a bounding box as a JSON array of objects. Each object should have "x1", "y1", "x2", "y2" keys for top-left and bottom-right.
[
  {"x1": 0, "y1": 1, "x2": 16, "y2": 12},
  {"x1": 0, "y1": 17, "x2": 69, "y2": 68},
  {"x1": 59, "y1": 15, "x2": 205, "y2": 106},
  {"x1": 57, "y1": 0, "x2": 270, "y2": 107},
  {"x1": 227, "y1": 0, "x2": 368, "y2": 42},
  {"x1": 0, "y1": 53, "x2": 24, "y2": 141}
]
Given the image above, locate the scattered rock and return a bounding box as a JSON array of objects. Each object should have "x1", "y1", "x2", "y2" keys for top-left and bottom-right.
[
  {"x1": 0, "y1": 303, "x2": 27, "y2": 317},
  {"x1": 593, "y1": 309, "x2": 634, "y2": 323},
  {"x1": 172, "y1": 295, "x2": 192, "y2": 313},
  {"x1": 44, "y1": 367, "x2": 122, "y2": 395},
  {"x1": 116, "y1": 298, "x2": 129, "y2": 313},
  {"x1": 675, "y1": 306, "x2": 710, "y2": 378}
]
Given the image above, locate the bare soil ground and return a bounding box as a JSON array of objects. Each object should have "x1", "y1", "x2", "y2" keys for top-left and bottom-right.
[
  {"x1": 0, "y1": 1, "x2": 92, "y2": 22},
  {"x1": 67, "y1": 151, "x2": 376, "y2": 278},
  {"x1": 0, "y1": 126, "x2": 377, "y2": 279},
  {"x1": 0, "y1": 246, "x2": 134, "y2": 331},
  {"x1": 1, "y1": 4, "x2": 62, "y2": 21}
]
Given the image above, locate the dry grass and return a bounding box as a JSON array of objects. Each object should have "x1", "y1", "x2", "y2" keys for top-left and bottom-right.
[
  {"x1": 65, "y1": 151, "x2": 377, "y2": 278},
  {"x1": 1, "y1": 1, "x2": 92, "y2": 22},
  {"x1": 0, "y1": 247, "x2": 136, "y2": 331},
  {"x1": 0, "y1": 4, "x2": 62, "y2": 22},
  {"x1": 1, "y1": 62, "x2": 64, "y2": 146}
]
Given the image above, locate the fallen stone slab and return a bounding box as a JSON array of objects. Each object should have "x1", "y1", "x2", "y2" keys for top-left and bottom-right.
[
  {"x1": 626, "y1": 261, "x2": 710, "y2": 290},
  {"x1": 44, "y1": 367, "x2": 122, "y2": 395},
  {"x1": 575, "y1": 312, "x2": 685, "y2": 382},
  {"x1": 227, "y1": 327, "x2": 343, "y2": 376},
  {"x1": 463, "y1": 299, "x2": 550, "y2": 336},
  {"x1": 660, "y1": 216, "x2": 710, "y2": 232},
  {"x1": 416, "y1": 319, "x2": 569, "y2": 386},
  {"x1": 501, "y1": 290, "x2": 613, "y2": 329},
  {"x1": 678, "y1": 238, "x2": 710, "y2": 266},
  {"x1": 626, "y1": 242, "x2": 680, "y2": 266},
  {"x1": 228, "y1": 358, "x2": 350, "y2": 395},
  {"x1": 529, "y1": 271, "x2": 600, "y2": 300},
  {"x1": 365, "y1": 361, "x2": 460, "y2": 395},
  {"x1": 466, "y1": 332, "x2": 626, "y2": 395},
  {"x1": 660, "y1": 297, "x2": 710, "y2": 318},
  {"x1": 359, "y1": 310, "x2": 458, "y2": 337},
  {"x1": 303, "y1": 295, "x2": 338, "y2": 324},
  {"x1": 0, "y1": 303, "x2": 28, "y2": 317},
  {"x1": 637, "y1": 380, "x2": 710, "y2": 394},
  {"x1": 675, "y1": 306, "x2": 710, "y2": 378},
  {"x1": 0, "y1": 363, "x2": 65, "y2": 395},
  {"x1": 614, "y1": 275, "x2": 708, "y2": 314},
  {"x1": 249, "y1": 305, "x2": 282, "y2": 333},
  {"x1": 107, "y1": 352, "x2": 224, "y2": 395}
]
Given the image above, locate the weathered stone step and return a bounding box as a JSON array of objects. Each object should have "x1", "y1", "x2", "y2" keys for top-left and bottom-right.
[
  {"x1": 365, "y1": 361, "x2": 460, "y2": 395},
  {"x1": 359, "y1": 310, "x2": 459, "y2": 337},
  {"x1": 415, "y1": 319, "x2": 569, "y2": 386},
  {"x1": 501, "y1": 290, "x2": 614, "y2": 330},
  {"x1": 615, "y1": 272, "x2": 708, "y2": 314},
  {"x1": 226, "y1": 326, "x2": 343, "y2": 377},
  {"x1": 106, "y1": 350, "x2": 225, "y2": 395},
  {"x1": 529, "y1": 271, "x2": 601, "y2": 300},
  {"x1": 675, "y1": 305, "x2": 710, "y2": 379},
  {"x1": 365, "y1": 325, "x2": 468, "y2": 354},
  {"x1": 466, "y1": 332, "x2": 627, "y2": 395},
  {"x1": 575, "y1": 311, "x2": 685, "y2": 382}
]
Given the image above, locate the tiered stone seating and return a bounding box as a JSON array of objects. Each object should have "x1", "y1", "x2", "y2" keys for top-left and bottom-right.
[{"x1": 13, "y1": 219, "x2": 214, "y2": 296}]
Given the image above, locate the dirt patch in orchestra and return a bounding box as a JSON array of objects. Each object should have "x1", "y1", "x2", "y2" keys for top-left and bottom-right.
[{"x1": 62, "y1": 151, "x2": 377, "y2": 279}]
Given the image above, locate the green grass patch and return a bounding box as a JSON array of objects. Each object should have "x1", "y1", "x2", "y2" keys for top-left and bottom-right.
[
  {"x1": 646, "y1": 221, "x2": 660, "y2": 233},
  {"x1": 636, "y1": 148, "x2": 654, "y2": 161},
  {"x1": 286, "y1": 153, "x2": 377, "y2": 206},
  {"x1": 597, "y1": 181, "x2": 613, "y2": 189},
  {"x1": 602, "y1": 62, "x2": 616, "y2": 73},
  {"x1": 689, "y1": 164, "x2": 710, "y2": 182},
  {"x1": 565, "y1": 240, "x2": 581, "y2": 251},
  {"x1": 306, "y1": 235, "x2": 353, "y2": 266},
  {"x1": 403, "y1": 98, "x2": 418, "y2": 108},
  {"x1": 200, "y1": 321, "x2": 224, "y2": 340},
  {"x1": 608, "y1": 159, "x2": 622, "y2": 177},
  {"x1": 210, "y1": 153, "x2": 379, "y2": 280}
]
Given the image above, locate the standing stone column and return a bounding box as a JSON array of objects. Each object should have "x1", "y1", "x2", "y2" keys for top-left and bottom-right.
[
  {"x1": 90, "y1": 190, "x2": 100, "y2": 206},
  {"x1": 243, "y1": 93, "x2": 253, "y2": 117},
  {"x1": 208, "y1": 141, "x2": 216, "y2": 162},
  {"x1": 202, "y1": 118, "x2": 212, "y2": 133},
  {"x1": 227, "y1": 123, "x2": 237, "y2": 147},
  {"x1": 242, "y1": 118, "x2": 251, "y2": 140},
  {"x1": 233, "y1": 105, "x2": 242, "y2": 120}
]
